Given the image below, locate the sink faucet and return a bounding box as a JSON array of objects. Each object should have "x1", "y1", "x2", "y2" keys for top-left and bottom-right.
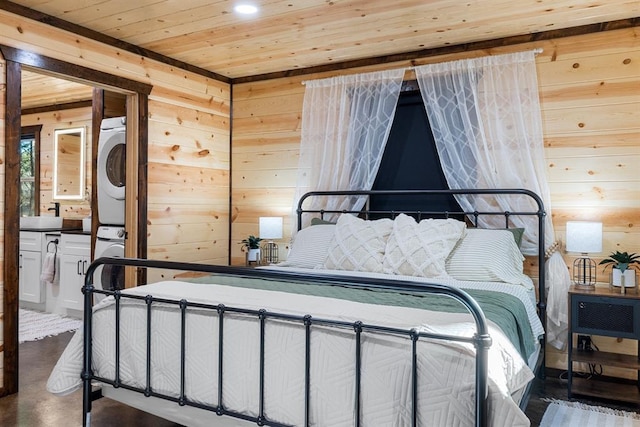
[{"x1": 48, "y1": 202, "x2": 60, "y2": 217}]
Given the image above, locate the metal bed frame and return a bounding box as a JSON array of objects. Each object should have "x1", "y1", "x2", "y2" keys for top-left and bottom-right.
[{"x1": 80, "y1": 188, "x2": 546, "y2": 427}]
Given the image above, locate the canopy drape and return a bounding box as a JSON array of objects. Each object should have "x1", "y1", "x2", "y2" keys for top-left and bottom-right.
[{"x1": 293, "y1": 69, "x2": 405, "y2": 229}]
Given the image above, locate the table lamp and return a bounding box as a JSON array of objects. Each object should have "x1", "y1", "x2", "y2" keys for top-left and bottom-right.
[
  {"x1": 566, "y1": 221, "x2": 602, "y2": 287},
  {"x1": 259, "y1": 217, "x2": 283, "y2": 264}
]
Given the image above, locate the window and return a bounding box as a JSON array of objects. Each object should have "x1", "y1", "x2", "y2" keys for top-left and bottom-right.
[
  {"x1": 20, "y1": 125, "x2": 42, "y2": 216},
  {"x1": 370, "y1": 89, "x2": 461, "y2": 217}
]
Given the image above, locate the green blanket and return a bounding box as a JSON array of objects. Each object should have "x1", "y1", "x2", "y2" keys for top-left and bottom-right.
[{"x1": 188, "y1": 273, "x2": 536, "y2": 360}]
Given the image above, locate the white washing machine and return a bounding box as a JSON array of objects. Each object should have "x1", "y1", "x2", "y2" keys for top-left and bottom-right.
[
  {"x1": 93, "y1": 225, "x2": 126, "y2": 302},
  {"x1": 97, "y1": 116, "x2": 126, "y2": 226}
]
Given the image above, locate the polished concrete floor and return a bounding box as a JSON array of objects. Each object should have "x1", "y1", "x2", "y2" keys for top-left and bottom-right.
[
  {"x1": 1, "y1": 332, "x2": 638, "y2": 426},
  {"x1": 0, "y1": 332, "x2": 180, "y2": 426}
]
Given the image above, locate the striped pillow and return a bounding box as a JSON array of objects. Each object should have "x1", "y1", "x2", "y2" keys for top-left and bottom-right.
[
  {"x1": 278, "y1": 225, "x2": 336, "y2": 269},
  {"x1": 445, "y1": 229, "x2": 527, "y2": 283}
]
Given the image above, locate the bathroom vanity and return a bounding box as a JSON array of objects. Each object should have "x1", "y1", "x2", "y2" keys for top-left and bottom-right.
[{"x1": 19, "y1": 219, "x2": 90, "y2": 318}]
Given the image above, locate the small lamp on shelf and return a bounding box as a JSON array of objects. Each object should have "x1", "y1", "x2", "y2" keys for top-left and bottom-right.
[
  {"x1": 566, "y1": 221, "x2": 602, "y2": 287},
  {"x1": 259, "y1": 217, "x2": 283, "y2": 265}
]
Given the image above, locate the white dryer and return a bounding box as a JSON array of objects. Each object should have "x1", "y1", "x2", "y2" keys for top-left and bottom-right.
[
  {"x1": 93, "y1": 225, "x2": 125, "y2": 302},
  {"x1": 97, "y1": 116, "x2": 126, "y2": 226}
]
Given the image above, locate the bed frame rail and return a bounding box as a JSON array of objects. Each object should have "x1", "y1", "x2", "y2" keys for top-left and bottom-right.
[{"x1": 82, "y1": 257, "x2": 493, "y2": 427}]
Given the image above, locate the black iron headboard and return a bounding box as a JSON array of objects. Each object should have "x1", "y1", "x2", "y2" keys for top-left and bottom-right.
[{"x1": 296, "y1": 188, "x2": 547, "y2": 376}]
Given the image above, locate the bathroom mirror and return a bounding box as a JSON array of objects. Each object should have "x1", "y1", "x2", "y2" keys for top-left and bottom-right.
[{"x1": 53, "y1": 127, "x2": 86, "y2": 200}]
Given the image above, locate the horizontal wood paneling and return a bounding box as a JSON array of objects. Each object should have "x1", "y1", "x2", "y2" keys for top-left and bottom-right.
[
  {"x1": 233, "y1": 151, "x2": 299, "y2": 170},
  {"x1": 538, "y1": 78, "x2": 640, "y2": 109},
  {"x1": 541, "y1": 103, "x2": 639, "y2": 135},
  {"x1": 232, "y1": 132, "x2": 303, "y2": 153},
  {"x1": 148, "y1": 99, "x2": 230, "y2": 135},
  {"x1": 549, "y1": 182, "x2": 639, "y2": 208},
  {"x1": 147, "y1": 166, "x2": 228, "y2": 223},
  {"x1": 537, "y1": 50, "x2": 640, "y2": 87},
  {"x1": 546, "y1": 154, "x2": 640, "y2": 183}
]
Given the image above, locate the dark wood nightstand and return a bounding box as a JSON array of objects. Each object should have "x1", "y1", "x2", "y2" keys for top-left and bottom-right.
[{"x1": 568, "y1": 285, "x2": 640, "y2": 403}]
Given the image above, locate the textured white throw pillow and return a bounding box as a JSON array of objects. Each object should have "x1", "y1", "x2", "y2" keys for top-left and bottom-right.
[
  {"x1": 278, "y1": 224, "x2": 336, "y2": 269},
  {"x1": 445, "y1": 229, "x2": 527, "y2": 283},
  {"x1": 323, "y1": 215, "x2": 393, "y2": 273},
  {"x1": 383, "y1": 214, "x2": 466, "y2": 278}
]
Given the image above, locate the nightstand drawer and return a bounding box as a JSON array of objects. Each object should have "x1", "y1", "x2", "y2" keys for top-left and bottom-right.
[{"x1": 572, "y1": 295, "x2": 640, "y2": 339}]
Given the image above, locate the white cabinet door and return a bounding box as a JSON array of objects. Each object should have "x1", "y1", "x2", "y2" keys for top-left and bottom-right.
[
  {"x1": 19, "y1": 250, "x2": 43, "y2": 303},
  {"x1": 60, "y1": 253, "x2": 88, "y2": 311}
]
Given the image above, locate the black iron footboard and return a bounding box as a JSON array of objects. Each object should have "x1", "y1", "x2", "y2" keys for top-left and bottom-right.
[{"x1": 82, "y1": 257, "x2": 493, "y2": 427}]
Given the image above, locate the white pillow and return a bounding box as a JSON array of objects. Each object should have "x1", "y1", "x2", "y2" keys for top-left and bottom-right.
[
  {"x1": 278, "y1": 225, "x2": 336, "y2": 269},
  {"x1": 383, "y1": 214, "x2": 466, "y2": 278},
  {"x1": 323, "y1": 215, "x2": 393, "y2": 273},
  {"x1": 445, "y1": 229, "x2": 528, "y2": 283}
]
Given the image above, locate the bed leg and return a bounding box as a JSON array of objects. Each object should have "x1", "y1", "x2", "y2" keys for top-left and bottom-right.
[{"x1": 83, "y1": 382, "x2": 92, "y2": 426}]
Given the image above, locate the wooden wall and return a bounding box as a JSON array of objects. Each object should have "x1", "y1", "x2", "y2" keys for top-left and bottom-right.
[
  {"x1": 232, "y1": 27, "x2": 640, "y2": 375},
  {"x1": 0, "y1": 9, "x2": 231, "y2": 390},
  {"x1": 0, "y1": 58, "x2": 6, "y2": 389},
  {"x1": 145, "y1": 95, "x2": 230, "y2": 275},
  {"x1": 538, "y1": 28, "x2": 640, "y2": 377},
  {"x1": 22, "y1": 106, "x2": 92, "y2": 219}
]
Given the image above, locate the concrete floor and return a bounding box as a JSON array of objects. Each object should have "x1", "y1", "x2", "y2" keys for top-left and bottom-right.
[{"x1": 0, "y1": 332, "x2": 181, "y2": 426}]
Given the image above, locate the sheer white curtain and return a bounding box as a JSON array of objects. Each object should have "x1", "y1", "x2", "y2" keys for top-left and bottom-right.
[
  {"x1": 293, "y1": 69, "x2": 404, "y2": 229},
  {"x1": 415, "y1": 51, "x2": 571, "y2": 349}
]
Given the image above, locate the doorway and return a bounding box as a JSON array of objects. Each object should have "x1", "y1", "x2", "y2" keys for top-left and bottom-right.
[{"x1": 1, "y1": 45, "x2": 151, "y2": 396}]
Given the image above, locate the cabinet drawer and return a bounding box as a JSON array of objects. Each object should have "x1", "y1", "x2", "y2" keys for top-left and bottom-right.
[
  {"x1": 572, "y1": 295, "x2": 640, "y2": 339},
  {"x1": 61, "y1": 233, "x2": 91, "y2": 256},
  {"x1": 20, "y1": 231, "x2": 42, "y2": 251}
]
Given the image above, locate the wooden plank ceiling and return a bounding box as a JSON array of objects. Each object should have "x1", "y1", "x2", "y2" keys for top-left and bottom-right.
[
  {"x1": 21, "y1": 70, "x2": 93, "y2": 109},
  {"x1": 7, "y1": 0, "x2": 640, "y2": 80}
]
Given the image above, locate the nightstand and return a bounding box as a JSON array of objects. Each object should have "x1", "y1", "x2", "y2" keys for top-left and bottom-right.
[{"x1": 568, "y1": 285, "x2": 640, "y2": 403}]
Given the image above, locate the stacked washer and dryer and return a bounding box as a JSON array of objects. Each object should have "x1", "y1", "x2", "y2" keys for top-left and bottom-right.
[{"x1": 94, "y1": 116, "x2": 127, "y2": 299}]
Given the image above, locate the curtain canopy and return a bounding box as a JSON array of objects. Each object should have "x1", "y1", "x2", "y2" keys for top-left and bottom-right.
[
  {"x1": 414, "y1": 50, "x2": 570, "y2": 349},
  {"x1": 293, "y1": 69, "x2": 404, "y2": 229}
]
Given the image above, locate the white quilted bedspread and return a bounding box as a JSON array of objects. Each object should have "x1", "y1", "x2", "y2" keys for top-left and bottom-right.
[{"x1": 47, "y1": 280, "x2": 533, "y2": 426}]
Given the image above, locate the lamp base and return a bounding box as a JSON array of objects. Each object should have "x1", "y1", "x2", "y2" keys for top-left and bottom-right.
[
  {"x1": 261, "y1": 241, "x2": 279, "y2": 264},
  {"x1": 572, "y1": 256, "x2": 596, "y2": 287}
]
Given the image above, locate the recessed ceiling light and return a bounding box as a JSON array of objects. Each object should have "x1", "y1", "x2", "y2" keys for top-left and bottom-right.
[{"x1": 234, "y1": 4, "x2": 258, "y2": 15}]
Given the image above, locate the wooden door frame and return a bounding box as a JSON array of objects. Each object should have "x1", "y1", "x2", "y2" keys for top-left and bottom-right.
[{"x1": 0, "y1": 45, "x2": 151, "y2": 396}]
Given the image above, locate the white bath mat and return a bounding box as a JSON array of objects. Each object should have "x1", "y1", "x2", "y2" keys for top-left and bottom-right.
[
  {"x1": 19, "y1": 309, "x2": 82, "y2": 343},
  {"x1": 541, "y1": 398, "x2": 640, "y2": 427}
]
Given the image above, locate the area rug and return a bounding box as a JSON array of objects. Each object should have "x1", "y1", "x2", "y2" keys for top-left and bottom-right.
[
  {"x1": 540, "y1": 398, "x2": 640, "y2": 427},
  {"x1": 19, "y1": 309, "x2": 82, "y2": 343}
]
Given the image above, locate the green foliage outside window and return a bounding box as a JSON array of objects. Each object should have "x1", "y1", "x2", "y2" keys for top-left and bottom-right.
[{"x1": 20, "y1": 137, "x2": 36, "y2": 217}]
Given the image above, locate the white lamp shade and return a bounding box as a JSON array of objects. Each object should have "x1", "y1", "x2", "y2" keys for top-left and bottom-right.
[
  {"x1": 259, "y1": 217, "x2": 283, "y2": 240},
  {"x1": 566, "y1": 221, "x2": 602, "y2": 253}
]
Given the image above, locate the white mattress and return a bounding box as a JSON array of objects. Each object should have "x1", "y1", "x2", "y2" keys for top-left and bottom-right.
[{"x1": 47, "y1": 279, "x2": 534, "y2": 426}]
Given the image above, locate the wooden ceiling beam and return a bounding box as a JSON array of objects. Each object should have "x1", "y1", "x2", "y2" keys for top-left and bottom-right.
[{"x1": 21, "y1": 99, "x2": 92, "y2": 115}]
